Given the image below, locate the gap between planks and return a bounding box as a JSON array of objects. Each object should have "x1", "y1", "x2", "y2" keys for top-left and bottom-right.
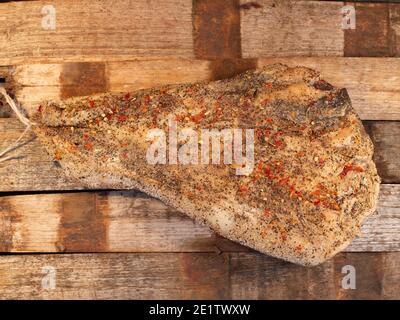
[{"x1": 0, "y1": 185, "x2": 399, "y2": 253}]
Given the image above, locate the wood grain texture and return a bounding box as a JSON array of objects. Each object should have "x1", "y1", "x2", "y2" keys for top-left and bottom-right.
[
  {"x1": 0, "y1": 0, "x2": 194, "y2": 65},
  {"x1": 0, "y1": 118, "x2": 399, "y2": 191},
  {"x1": 391, "y1": 3, "x2": 400, "y2": 56},
  {"x1": 193, "y1": 0, "x2": 242, "y2": 59},
  {"x1": 240, "y1": 0, "x2": 345, "y2": 58},
  {"x1": 344, "y1": 2, "x2": 392, "y2": 57},
  {"x1": 364, "y1": 121, "x2": 400, "y2": 184},
  {"x1": 0, "y1": 185, "x2": 398, "y2": 253},
  {"x1": 0, "y1": 119, "x2": 81, "y2": 191},
  {"x1": 0, "y1": 252, "x2": 398, "y2": 299},
  {"x1": 6, "y1": 57, "x2": 399, "y2": 120}
]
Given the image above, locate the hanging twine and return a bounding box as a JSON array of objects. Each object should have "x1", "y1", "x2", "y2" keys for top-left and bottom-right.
[{"x1": 0, "y1": 87, "x2": 36, "y2": 163}]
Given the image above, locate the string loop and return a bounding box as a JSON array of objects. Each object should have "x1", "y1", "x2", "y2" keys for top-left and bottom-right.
[{"x1": 0, "y1": 87, "x2": 35, "y2": 163}]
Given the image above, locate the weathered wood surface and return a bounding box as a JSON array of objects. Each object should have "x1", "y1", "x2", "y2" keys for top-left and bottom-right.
[
  {"x1": 0, "y1": 185, "x2": 398, "y2": 253},
  {"x1": 240, "y1": 0, "x2": 400, "y2": 58},
  {"x1": 0, "y1": 0, "x2": 194, "y2": 65},
  {"x1": 0, "y1": 252, "x2": 398, "y2": 299},
  {"x1": 1, "y1": 118, "x2": 398, "y2": 191},
  {"x1": 364, "y1": 121, "x2": 400, "y2": 184},
  {"x1": 0, "y1": 57, "x2": 398, "y2": 120},
  {"x1": 1, "y1": 0, "x2": 399, "y2": 66},
  {"x1": 240, "y1": 0, "x2": 344, "y2": 57}
]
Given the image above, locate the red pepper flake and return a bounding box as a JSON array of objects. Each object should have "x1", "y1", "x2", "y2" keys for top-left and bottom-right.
[
  {"x1": 190, "y1": 110, "x2": 205, "y2": 124},
  {"x1": 281, "y1": 232, "x2": 287, "y2": 242},
  {"x1": 289, "y1": 185, "x2": 296, "y2": 198},
  {"x1": 83, "y1": 133, "x2": 90, "y2": 141},
  {"x1": 263, "y1": 100, "x2": 270, "y2": 107},
  {"x1": 54, "y1": 150, "x2": 62, "y2": 160},
  {"x1": 143, "y1": 95, "x2": 151, "y2": 104},
  {"x1": 295, "y1": 244, "x2": 303, "y2": 252},
  {"x1": 263, "y1": 209, "x2": 271, "y2": 217},
  {"x1": 278, "y1": 177, "x2": 289, "y2": 186},
  {"x1": 89, "y1": 100, "x2": 95, "y2": 108},
  {"x1": 239, "y1": 184, "x2": 249, "y2": 193},
  {"x1": 313, "y1": 199, "x2": 321, "y2": 206},
  {"x1": 264, "y1": 166, "x2": 274, "y2": 179},
  {"x1": 175, "y1": 114, "x2": 186, "y2": 122},
  {"x1": 186, "y1": 87, "x2": 194, "y2": 94},
  {"x1": 106, "y1": 114, "x2": 113, "y2": 121},
  {"x1": 118, "y1": 115, "x2": 128, "y2": 123},
  {"x1": 274, "y1": 140, "x2": 283, "y2": 147},
  {"x1": 95, "y1": 118, "x2": 101, "y2": 125},
  {"x1": 84, "y1": 142, "x2": 93, "y2": 151},
  {"x1": 124, "y1": 93, "x2": 130, "y2": 101},
  {"x1": 37, "y1": 105, "x2": 43, "y2": 113},
  {"x1": 265, "y1": 117, "x2": 273, "y2": 124},
  {"x1": 265, "y1": 82, "x2": 273, "y2": 88},
  {"x1": 121, "y1": 151, "x2": 129, "y2": 159},
  {"x1": 340, "y1": 164, "x2": 364, "y2": 178}
]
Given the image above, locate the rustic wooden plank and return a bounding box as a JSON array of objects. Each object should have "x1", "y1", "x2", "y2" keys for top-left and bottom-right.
[
  {"x1": 10, "y1": 60, "x2": 213, "y2": 113},
  {"x1": 5, "y1": 57, "x2": 399, "y2": 120},
  {"x1": 364, "y1": 121, "x2": 400, "y2": 184},
  {"x1": 0, "y1": 119, "x2": 81, "y2": 191},
  {"x1": 257, "y1": 57, "x2": 400, "y2": 121},
  {"x1": 1, "y1": 121, "x2": 399, "y2": 192},
  {"x1": 240, "y1": 0, "x2": 345, "y2": 58},
  {"x1": 0, "y1": 0, "x2": 194, "y2": 66},
  {"x1": 344, "y1": 2, "x2": 392, "y2": 57},
  {"x1": 345, "y1": 184, "x2": 400, "y2": 252},
  {"x1": 0, "y1": 185, "x2": 398, "y2": 253},
  {"x1": 193, "y1": 0, "x2": 242, "y2": 59},
  {"x1": 0, "y1": 252, "x2": 398, "y2": 299},
  {"x1": 390, "y1": 3, "x2": 400, "y2": 56}
]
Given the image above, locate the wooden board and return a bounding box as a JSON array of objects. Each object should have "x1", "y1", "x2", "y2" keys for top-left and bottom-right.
[
  {"x1": 0, "y1": 252, "x2": 398, "y2": 299},
  {"x1": 240, "y1": 0, "x2": 345, "y2": 57},
  {"x1": 0, "y1": 0, "x2": 194, "y2": 65},
  {"x1": 0, "y1": 57, "x2": 398, "y2": 120},
  {"x1": 1, "y1": 0, "x2": 398, "y2": 65},
  {"x1": 240, "y1": 0, "x2": 400, "y2": 58},
  {"x1": 0, "y1": 185, "x2": 399, "y2": 253}
]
